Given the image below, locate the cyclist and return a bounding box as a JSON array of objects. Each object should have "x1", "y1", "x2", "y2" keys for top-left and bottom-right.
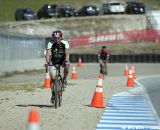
[
  {"x1": 45, "y1": 30, "x2": 70, "y2": 103},
  {"x1": 98, "y1": 45, "x2": 110, "y2": 75}
]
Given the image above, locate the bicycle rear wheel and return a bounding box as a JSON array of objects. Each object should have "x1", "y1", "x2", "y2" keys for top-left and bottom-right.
[{"x1": 60, "y1": 77, "x2": 65, "y2": 92}]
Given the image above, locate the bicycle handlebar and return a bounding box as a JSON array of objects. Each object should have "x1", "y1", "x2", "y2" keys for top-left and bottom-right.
[{"x1": 45, "y1": 64, "x2": 61, "y2": 73}]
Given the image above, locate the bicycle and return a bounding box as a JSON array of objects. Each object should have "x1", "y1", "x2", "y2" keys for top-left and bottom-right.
[
  {"x1": 46, "y1": 64, "x2": 65, "y2": 109},
  {"x1": 53, "y1": 64, "x2": 65, "y2": 108},
  {"x1": 100, "y1": 60, "x2": 108, "y2": 79}
]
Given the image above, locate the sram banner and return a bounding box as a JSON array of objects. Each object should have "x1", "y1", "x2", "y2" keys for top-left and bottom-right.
[
  {"x1": 70, "y1": 29, "x2": 160, "y2": 48},
  {"x1": 88, "y1": 33, "x2": 125, "y2": 43}
]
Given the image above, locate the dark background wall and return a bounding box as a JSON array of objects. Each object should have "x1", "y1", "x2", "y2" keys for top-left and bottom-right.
[{"x1": 70, "y1": 54, "x2": 160, "y2": 63}]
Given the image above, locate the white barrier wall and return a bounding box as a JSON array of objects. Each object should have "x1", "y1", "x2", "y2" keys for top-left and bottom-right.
[
  {"x1": 0, "y1": 58, "x2": 45, "y2": 74},
  {"x1": 0, "y1": 29, "x2": 45, "y2": 75},
  {"x1": 146, "y1": 10, "x2": 160, "y2": 30}
]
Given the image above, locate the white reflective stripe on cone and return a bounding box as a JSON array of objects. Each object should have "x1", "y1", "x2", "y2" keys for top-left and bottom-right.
[
  {"x1": 129, "y1": 69, "x2": 132, "y2": 74},
  {"x1": 97, "y1": 79, "x2": 102, "y2": 86},
  {"x1": 96, "y1": 87, "x2": 103, "y2": 92},
  {"x1": 126, "y1": 65, "x2": 128, "y2": 69},
  {"x1": 27, "y1": 124, "x2": 40, "y2": 130},
  {"x1": 129, "y1": 75, "x2": 133, "y2": 78}
]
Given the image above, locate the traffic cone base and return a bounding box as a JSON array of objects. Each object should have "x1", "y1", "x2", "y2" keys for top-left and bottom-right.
[
  {"x1": 124, "y1": 65, "x2": 128, "y2": 76},
  {"x1": 89, "y1": 87, "x2": 104, "y2": 108},
  {"x1": 89, "y1": 74, "x2": 104, "y2": 108},
  {"x1": 127, "y1": 70, "x2": 134, "y2": 87},
  {"x1": 27, "y1": 109, "x2": 40, "y2": 130},
  {"x1": 77, "y1": 58, "x2": 83, "y2": 67},
  {"x1": 27, "y1": 124, "x2": 40, "y2": 130},
  {"x1": 71, "y1": 73, "x2": 77, "y2": 79},
  {"x1": 71, "y1": 66, "x2": 77, "y2": 79},
  {"x1": 77, "y1": 63, "x2": 82, "y2": 67}
]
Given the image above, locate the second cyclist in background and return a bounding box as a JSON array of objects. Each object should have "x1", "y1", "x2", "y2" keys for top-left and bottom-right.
[{"x1": 98, "y1": 46, "x2": 110, "y2": 75}]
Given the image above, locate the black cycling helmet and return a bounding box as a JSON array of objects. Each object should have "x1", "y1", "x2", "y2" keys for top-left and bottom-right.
[
  {"x1": 51, "y1": 30, "x2": 63, "y2": 41},
  {"x1": 102, "y1": 46, "x2": 106, "y2": 49}
]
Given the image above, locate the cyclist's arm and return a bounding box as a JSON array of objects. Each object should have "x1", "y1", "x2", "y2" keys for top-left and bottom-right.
[
  {"x1": 65, "y1": 49, "x2": 70, "y2": 61},
  {"x1": 98, "y1": 52, "x2": 103, "y2": 64},
  {"x1": 62, "y1": 40, "x2": 70, "y2": 62},
  {"x1": 45, "y1": 42, "x2": 53, "y2": 64},
  {"x1": 45, "y1": 49, "x2": 51, "y2": 64},
  {"x1": 106, "y1": 52, "x2": 110, "y2": 63}
]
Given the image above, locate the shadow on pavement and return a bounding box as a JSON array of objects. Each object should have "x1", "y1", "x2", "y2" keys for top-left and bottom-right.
[{"x1": 16, "y1": 104, "x2": 53, "y2": 108}]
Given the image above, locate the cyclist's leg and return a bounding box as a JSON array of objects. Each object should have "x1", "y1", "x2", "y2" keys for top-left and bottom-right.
[
  {"x1": 100, "y1": 63, "x2": 103, "y2": 74},
  {"x1": 63, "y1": 64, "x2": 70, "y2": 85},
  {"x1": 49, "y1": 66, "x2": 56, "y2": 103},
  {"x1": 105, "y1": 62, "x2": 108, "y2": 75}
]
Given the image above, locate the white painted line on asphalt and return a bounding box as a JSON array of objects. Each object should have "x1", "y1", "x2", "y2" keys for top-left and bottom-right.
[
  {"x1": 96, "y1": 95, "x2": 159, "y2": 130},
  {"x1": 108, "y1": 102, "x2": 148, "y2": 105},
  {"x1": 107, "y1": 104, "x2": 149, "y2": 107},
  {"x1": 103, "y1": 113, "x2": 153, "y2": 116},
  {"x1": 97, "y1": 124, "x2": 158, "y2": 127},
  {"x1": 106, "y1": 106, "x2": 150, "y2": 110},
  {"x1": 105, "y1": 109, "x2": 152, "y2": 113},
  {"x1": 99, "y1": 120, "x2": 156, "y2": 124},
  {"x1": 101, "y1": 116, "x2": 156, "y2": 120}
]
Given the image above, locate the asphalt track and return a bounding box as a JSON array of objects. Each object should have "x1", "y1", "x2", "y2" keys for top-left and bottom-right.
[
  {"x1": 136, "y1": 76, "x2": 160, "y2": 121},
  {"x1": 0, "y1": 63, "x2": 160, "y2": 130},
  {"x1": 1, "y1": 63, "x2": 160, "y2": 84}
]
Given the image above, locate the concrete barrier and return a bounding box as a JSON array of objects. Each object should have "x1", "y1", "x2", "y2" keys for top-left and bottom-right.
[
  {"x1": 1, "y1": 54, "x2": 160, "y2": 75},
  {"x1": 0, "y1": 58, "x2": 45, "y2": 75}
]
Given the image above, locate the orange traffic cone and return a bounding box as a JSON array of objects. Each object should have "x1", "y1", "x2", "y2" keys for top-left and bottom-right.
[
  {"x1": 124, "y1": 64, "x2": 128, "y2": 76},
  {"x1": 71, "y1": 66, "x2": 77, "y2": 79},
  {"x1": 131, "y1": 65, "x2": 136, "y2": 79},
  {"x1": 89, "y1": 74, "x2": 104, "y2": 108},
  {"x1": 27, "y1": 109, "x2": 40, "y2": 130},
  {"x1": 77, "y1": 58, "x2": 83, "y2": 67},
  {"x1": 127, "y1": 69, "x2": 134, "y2": 87},
  {"x1": 43, "y1": 72, "x2": 50, "y2": 89}
]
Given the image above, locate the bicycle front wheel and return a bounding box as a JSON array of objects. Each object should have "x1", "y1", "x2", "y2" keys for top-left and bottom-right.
[
  {"x1": 54, "y1": 76, "x2": 62, "y2": 108},
  {"x1": 54, "y1": 76, "x2": 58, "y2": 108}
]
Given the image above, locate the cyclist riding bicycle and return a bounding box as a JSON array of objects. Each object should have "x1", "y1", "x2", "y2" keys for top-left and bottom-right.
[
  {"x1": 98, "y1": 46, "x2": 110, "y2": 75},
  {"x1": 45, "y1": 30, "x2": 70, "y2": 103}
]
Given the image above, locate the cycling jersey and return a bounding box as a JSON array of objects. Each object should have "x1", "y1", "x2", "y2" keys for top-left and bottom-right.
[
  {"x1": 47, "y1": 40, "x2": 70, "y2": 50},
  {"x1": 47, "y1": 40, "x2": 70, "y2": 65},
  {"x1": 98, "y1": 49, "x2": 109, "y2": 61}
]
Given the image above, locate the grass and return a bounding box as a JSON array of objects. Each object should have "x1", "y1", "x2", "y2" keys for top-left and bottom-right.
[
  {"x1": 0, "y1": 0, "x2": 99, "y2": 21},
  {"x1": 0, "y1": 80, "x2": 76, "y2": 92},
  {"x1": 0, "y1": 83, "x2": 42, "y2": 92},
  {"x1": 0, "y1": 0, "x2": 160, "y2": 21},
  {"x1": 0, "y1": 69, "x2": 44, "y2": 78}
]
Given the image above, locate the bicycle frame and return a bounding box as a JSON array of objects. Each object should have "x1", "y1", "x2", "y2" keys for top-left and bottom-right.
[
  {"x1": 45, "y1": 64, "x2": 64, "y2": 108},
  {"x1": 101, "y1": 60, "x2": 108, "y2": 79}
]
